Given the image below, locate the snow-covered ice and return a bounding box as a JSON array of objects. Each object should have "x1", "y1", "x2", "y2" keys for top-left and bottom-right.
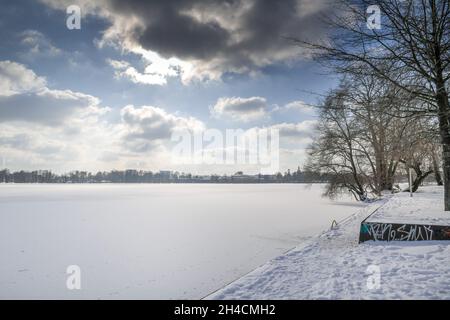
[
  {"x1": 0, "y1": 183, "x2": 363, "y2": 299},
  {"x1": 208, "y1": 186, "x2": 450, "y2": 300}
]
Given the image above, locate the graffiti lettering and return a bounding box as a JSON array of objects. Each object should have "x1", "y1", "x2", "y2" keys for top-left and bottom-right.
[{"x1": 359, "y1": 222, "x2": 450, "y2": 242}]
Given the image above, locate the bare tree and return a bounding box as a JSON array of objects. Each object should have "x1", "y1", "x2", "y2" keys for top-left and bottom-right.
[
  {"x1": 291, "y1": 0, "x2": 450, "y2": 209},
  {"x1": 399, "y1": 116, "x2": 442, "y2": 191},
  {"x1": 341, "y1": 71, "x2": 414, "y2": 192},
  {"x1": 400, "y1": 119, "x2": 439, "y2": 192},
  {"x1": 308, "y1": 73, "x2": 440, "y2": 199},
  {"x1": 306, "y1": 87, "x2": 371, "y2": 201}
]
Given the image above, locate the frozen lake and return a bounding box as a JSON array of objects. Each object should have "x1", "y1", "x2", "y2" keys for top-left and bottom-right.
[{"x1": 0, "y1": 184, "x2": 366, "y2": 299}]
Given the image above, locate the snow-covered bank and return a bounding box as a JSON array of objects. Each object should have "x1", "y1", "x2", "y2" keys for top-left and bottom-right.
[
  {"x1": 367, "y1": 186, "x2": 450, "y2": 225},
  {"x1": 208, "y1": 186, "x2": 450, "y2": 299}
]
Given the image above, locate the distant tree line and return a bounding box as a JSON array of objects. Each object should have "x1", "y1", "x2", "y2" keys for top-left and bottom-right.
[{"x1": 0, "y1": 167, "x2": 330, "y2": 184}]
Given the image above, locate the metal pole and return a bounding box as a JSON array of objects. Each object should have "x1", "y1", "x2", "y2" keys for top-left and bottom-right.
[{"x1": 409, "y1": 167, "x2": 413, "y2": 197}]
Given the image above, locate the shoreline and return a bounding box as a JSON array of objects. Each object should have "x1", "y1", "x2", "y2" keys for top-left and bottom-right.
[
  {"x1": 205, "y1": 200, "x2": 386, "y2": 300},
  {"x1": 206, "y1": 188, "x2": 450, "y2": 299}
]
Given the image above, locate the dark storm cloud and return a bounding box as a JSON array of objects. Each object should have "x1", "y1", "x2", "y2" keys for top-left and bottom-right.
[
  {"x1": 105, "y1": 0, "x2": 330, "y2": 70},
  {"x1": 108, "y1": 0, "x2": 232, "y2": 60},
  {"x1": 38, "y1": 0, "x2": 332, "y2": 78},
  {"x1": 138, "y1": 16, "x2": 229, "y2": 61},
  {"x1": 238, "y1": 0, "x2": 299, "y2": 49}
]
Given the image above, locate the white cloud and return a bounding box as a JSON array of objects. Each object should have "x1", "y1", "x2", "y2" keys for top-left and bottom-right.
[
  {"x1": 0, "y1": 61, "x2": 115, "y2": 171},
  {"x1": 121, "y1": 66, "x2": 168, "y2": 86},
  {"x1": 107, "y1": 59, "x2": 130, "y2": 70},
  {"x1": 284, "y1": 100, "x2": 316, "y2": 114},
  {"x1": 270, "y1": 120, "x2": 317, "y2": 142},
  {"x1": 19, "y1": 30, "x2": 61, "y2": 57},
  {"x1": 271, "y1": 100, "x2": 316, "y2": 116},
  {"x1": 0, "y1": 60, "x2": 46, "y2": 96},
  {"x1": 0, "y1": 58, "x2": 316, "y2": 172},
  {"x1": 0, "y1": 60, "x2": 209, "y2": 171},
  {"x1": 119, "y1": 105, "x2": 205, "y2": 153},
  {"x1": 135, "y1": 49, "x2": 182, "y2": 78},
  {"x1": 0, "y1": 61, "x2": 108, "y2": 125},
  {"x1": 211, "y1": 96, "x2": 269, "y2": 122},
  {"x1": 107, "y1": 55, "x2": 181, "y2": 86}
]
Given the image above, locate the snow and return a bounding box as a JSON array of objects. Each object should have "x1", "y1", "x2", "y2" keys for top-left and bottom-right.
[
  {"x1": 366, "y1": 186, "x2": 450, "y2": 225},
  {"x1": 0, "y1": 183, "x2": 364, "y2": 299},
  {"x1": 208, "y1": 186, "x2": 450, "y2": 300}
]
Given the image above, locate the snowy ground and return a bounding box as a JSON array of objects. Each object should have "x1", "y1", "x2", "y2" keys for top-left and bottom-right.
[
  {"x1": 367, "y1": 186, "x2": 450, "y2": 225},
  {"x1": 208, "y1": 186, "x2": 450, "y2": 299},
  {"x1": 0, "y1": 184, "x2": 363, "y2": 299}
]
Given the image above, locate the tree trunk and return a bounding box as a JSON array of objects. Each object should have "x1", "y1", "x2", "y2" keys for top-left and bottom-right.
[
  {"x1": 436, "y1": 88, "x2": 450, "y2": 210},
  {"x1": 412, "y1": 170, "x2": 433, "y2": 193},
  {"x1": 441, "y1": 144, "x2": 450, "y2": 210},
  {"x1": 433, "y1": 27, "x2": 450, "y2": 209},
  {"x1": 432, "y1": 152, "x2": 443, "y2": 185},
  {"x1": 386, "y1": 161, "x2": 398, "y2": 190}
]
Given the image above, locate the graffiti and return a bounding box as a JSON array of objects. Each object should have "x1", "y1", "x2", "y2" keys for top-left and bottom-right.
[
  {"x1": 435, "y1": 227, "x2": 450, "y2": 240},
  {"x1": 359, "y1": 222, "x2": 450, "y2": 243}
]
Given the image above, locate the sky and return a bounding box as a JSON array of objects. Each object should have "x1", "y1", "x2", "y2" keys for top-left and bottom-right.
[{"x1": 0, "y1": 0, "x2": 339, "y2": 174}]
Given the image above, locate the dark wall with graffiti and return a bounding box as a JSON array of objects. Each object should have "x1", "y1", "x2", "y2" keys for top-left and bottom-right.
[{"x1": 359, "y1": 222, "x2": 450, "y2": 242}]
